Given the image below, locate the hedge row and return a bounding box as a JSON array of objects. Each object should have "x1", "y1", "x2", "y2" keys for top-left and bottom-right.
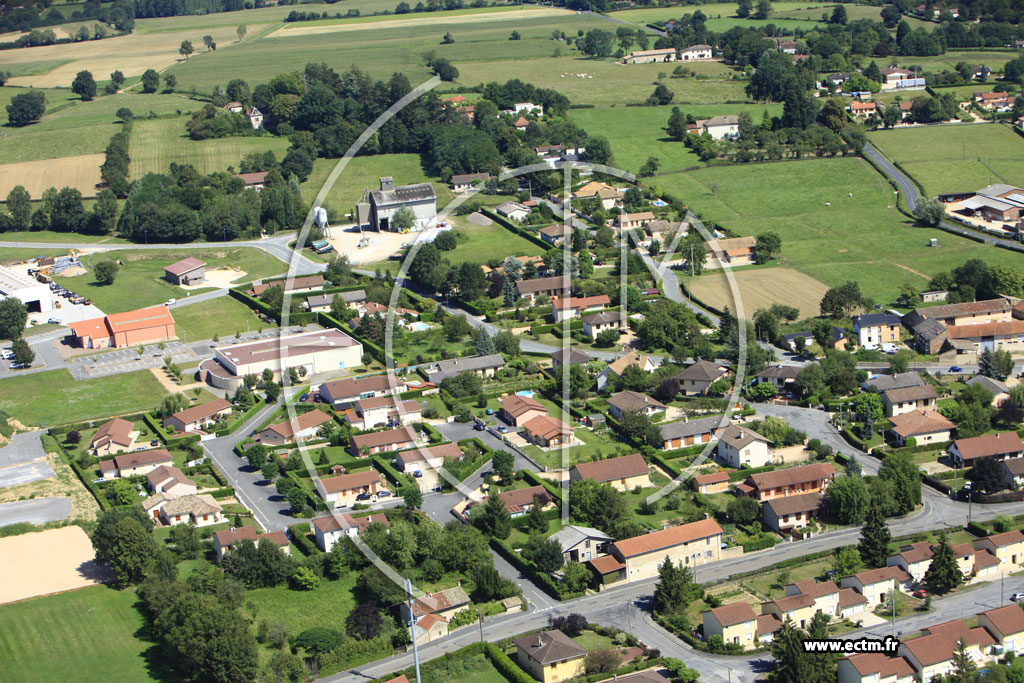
[
  {"x1": 649, "y1": 452, "x2": 683, "y2": 478},
  {"x1": 371, "y1": 455, "x2": 415, "y2": 495},
  {"x1": 417, "y1": 422, "x2": 445, "y2": 444},
  {"x1": 288, "y1": 523, "x2": 321, "y2": 556},
  {"x1": 143, "y1": 413, "x2": 202, "y2": 446},
  {"x1": 317, "y1": 311, "x2": 386, "y2": 364},
  {"x1": 483, "y1": 642, "x2": 536, "y2": 683},
  {"x1": 480, "y1": 207, "x2": 551, "y2": 251},
  {"x1": 214, "y1": 397, "x2": 266, "y2": 437},
  {"x1": 520, "y1": 468, "x2": 564, "y2": 504},
  {"x1": 742, "y1": 534, "x2": 780, "y2": 552},
  {"x1": 286, "y1": 471, "x2": 325, "y2": 512},
  {"x1": 728, "y1": 464, "x2": 775, "y2": 482},
  {"x1": 967, "y1": 521, "x2": 989, "y2": 537},
  {"x1": 47, "y1": 411, "x2": 154, "y2": 436},
  {"x1": 67, "y1": 451, "x2": 111, "y2": 512},
  {"x1": 489, "y1": 538, "x2": 582, "y2": 601},
  {"x1": 317, "y1": 635, "x2": 393, "y2": 677},
  {"x1": 208, "y1": 487, "x2": 236, "y2": 500}
]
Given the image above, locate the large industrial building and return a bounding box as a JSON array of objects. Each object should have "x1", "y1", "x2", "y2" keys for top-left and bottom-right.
[
  {"x1": 199, "y1": 329, "x2": 363, "y2": 390},
  {"x1": 0, "y1": 265, "x2": 52, "y2": 313},
  {"x1": 67, "y1": 305, "x2": 176, "y2": 349}
]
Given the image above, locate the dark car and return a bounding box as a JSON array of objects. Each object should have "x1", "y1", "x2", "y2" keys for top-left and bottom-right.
[
  {"x1": 949, "y1": 366, "x2": 963, "y2": 373},
  {"x1": 150, "y1": 440, "x2": 160, "y2": 447},
  {"x1": 300, "y1": 393, "x2": 309, "y2": 402},
  {"x1": 356, "y1": 493, "x2": 372, "y2": 501}
]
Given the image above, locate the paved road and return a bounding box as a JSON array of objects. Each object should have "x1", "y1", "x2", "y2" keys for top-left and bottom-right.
[
  {"x1": 0, "y1": 460, "x2": 55, "y2": 489},
  {"x1": 0, "y1": 432, "x2": 45, "y2": 467},
  {"x1": 863, "y1": 142, "x2": 1024, "y2": 252},
  {"x1": 202, "y1": 398, "x2": 306, "y2": 532},
  {"x1": 0, "y1": 497, "x2": 71, "y2": 527}
]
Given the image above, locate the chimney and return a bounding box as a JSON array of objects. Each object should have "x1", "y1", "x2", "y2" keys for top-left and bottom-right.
[{"x1": 380, "y1": 176, "x2": 394, "y2": 192}]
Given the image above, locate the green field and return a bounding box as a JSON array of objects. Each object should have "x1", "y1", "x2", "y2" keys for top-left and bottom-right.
[
  {"x1": 54, "y1": 247, "x2": 285, "y2": 313},
  {"x1": 0, "y1": 90, "x2": 202, "y2": 164},
  {"x1": 165, "y1": 9, "x2": 606, "y2": 91},
  {"x1": 897, "y1": 49, "x2": 1022, "y2": 73},
  {"x1": 445, "y1": 217, "x2": 545, "y2": 264},
  {"x1": 571, "y1": 103, "x2": 783, "y2": 174},
  {"x1": 128, "y1": 117, "x2": 291, "y2": 178},
  {"x1": 457, "y1": 57, "x2": 747, "y2": 107},
  {"x1": 302, "y1": 153, "x2": 453, "y2": 216},
  {"x1": 609, "y1": 2, "x2": 829, "y2": 23},
  {"x1": 0, "y1": 230, "x2": 127, "y2": 245},
  {"x1": 659, "y1": 156, "x2": 1024, "y2": 305},
  {"x1": 0, "y1": 586, "x2": 156, "y2": 683},
  {"x1": 0, "y1": 368, "x2": 169, "y2": 426},
  {"x1": 277, "y1": 4, "x2": 538, "y2": 28},
  {"x1": 132, "y1": 0, "x2": 407, "y2": 32},
  {"x1": 868, "y1": 123, "x2": 1024, "y2": 196},
  {"x1": 171, "y1": 296, "x2": 267, "y2": 341},
  {"x1": 3, "y1": 59, "x2": 74, "y2": 77},
  {"x1": 245, "y1": 574, "x2": 357, "y2": 635}
]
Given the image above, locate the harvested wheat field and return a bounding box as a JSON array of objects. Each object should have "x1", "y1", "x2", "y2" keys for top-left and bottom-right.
[
  {"x1": 270, "y1": 7, "x2": 571, "y2": 36},
  {"x1": 687, "y1": 267, "x2": 830, "y2": 319},
  {"x1": 5, "y1": 24, "x2": 247, "y2": 87},
  {"x1": 0, "y1": 154, "x2": 103, "y2": 199},
  {"x1": 0, "y1": 526, "x2": 112, "y2": 604}
]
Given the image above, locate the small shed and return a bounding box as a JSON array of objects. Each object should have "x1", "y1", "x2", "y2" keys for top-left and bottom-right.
[{"x1": 164, "y1": 257, "x2": 206, "y2": 286}]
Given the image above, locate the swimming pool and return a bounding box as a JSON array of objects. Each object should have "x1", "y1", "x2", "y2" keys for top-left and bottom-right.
[
  {"x1": 651, "y1": 200, "x2": 668, "y2": 207},
  {"x1": 516, "y1": 390, "x2": 534, "y2": 398},
  {"x1": 407, "y1": 321, "x2": 431, "y2": 332}
]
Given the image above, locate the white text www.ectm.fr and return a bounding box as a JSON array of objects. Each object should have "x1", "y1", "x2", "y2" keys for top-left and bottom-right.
[{"x1": 803, "y1": 637, "x2": 901, "y2": 654}]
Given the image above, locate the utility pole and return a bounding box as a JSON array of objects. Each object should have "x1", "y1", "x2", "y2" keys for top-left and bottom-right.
[
  {"x1": 891, "y1": 588, "x2": 896, "y2": 640},
  {"x1": 479, "y1": 612, "x2": 484, "y2": 643},
  {"x1": 405, "y1": 578, "x2": 422, "y2": 683}
]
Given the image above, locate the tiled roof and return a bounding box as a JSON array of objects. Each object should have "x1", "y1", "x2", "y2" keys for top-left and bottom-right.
[
  {"x1": 953, "y1": 432, "x2": 1024, "y2": 461},
  {"x1": 395, "y1": 442, "x2": 462, "y2": 468},
  {"x1": 319, "y1": 470, "x2": 382, "y2": 494},
  {"x1": 707, "y1": 602, "x2": 756, "y2": 627},
  {"x1": 351, "y1": 426, "x2": 418, "y2": 450},
  {"x1": 982, "y1": 604, "x2": 1024, "y2": 636},
  {"x1": 103, "y1": 448, "x2": 173, "y2": 472},
  {"x1": 548, "y1": 525, "x2": 612, "y2": 553},
  {"x1": 522, "y1": 415, "x2": 572, "y2": 441},
  {"x1": 92, "y1": 417, "x2": 135, "y2": 448},
  {"x1": 843, "y1": 653, "x2": 915, "y2": 678},
  {"x1": 718, "y1": 424, "x2": 772, "y2": 450},
  {"x1": 146, "y1": 465, "x2": 194, "y2": 490},
  {"x1": 746, "y1": 463, "x2": 835, "y2": 491},
  {"x1": 673, "y1": 360, "x2": 727, "y2": 382},
  {"x1": 764, "y1": 492, "x2": 822, "y2": 516},
  {"x1": 161, "y1": 494, "x2": 221, "y2": 517},
  {"x1": 659, "y1": 416, "x2": 725, "y2": 441},
  {"x1": 888, "y1": 410, "x2": 956, "y2": 438},
  {"x1": 611, "y1": 519, "x2": 722, "y2": 558},
  {"x1": 572, "y1": 453, "x2": 649, "y2": 483},
  {"x1": 500, "y1": 394, "x2": 546, "y2": 418},
  {"x1": 608, "y1": 391, "x2": 666, "y2": 413},
  {"x1": 164, "y1": 257, "x2": 206, "y2": 276},
  {"x1": 497, "y1": 485, "x2": 551, "y2": 512},
  {"x1": 512, "y1": 629, "x2": 587, "y2": 665},
  {"x1": 262, "y1": 410, "x2": 333, "y2": 439},
  {"x1": 168, "y1": 398, "x2": 232, "y2": 425},
  {"x1": 693, "y1": 471, "x2": 730, "y2": 486},
  {"x1": 588, "y1": 554, "x2": 625, "y2": 574},
  {"x1": 947, "y1": 320, "x2": 1024, "y2": 339},
  {"x1": 838, "y1": 588, "x2": 868, "y2": 608},
  {"x1": 411, "y1": 585, "x2": 470, "y2": 618},
  {"x1": 882, "y1": 384, "x2": 938, "y2": 403}
]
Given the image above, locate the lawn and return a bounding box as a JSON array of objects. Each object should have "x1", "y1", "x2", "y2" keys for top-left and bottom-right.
[
  {"x1": 302, "y1": 153, "x2": 453, "y2": 218},
  {"x1": 129, "y1": 116, "x2": 291, "y2": 179},
  {"x1": 0, "y1": 368, "x2": 169, "y2": 427},
  {"x1": 746, "y1": 556, "x2": 833, "y2": 600},
  {"x1": 171, "y1": 296, "x2": 267, "y2": 342},
  {"x1": 0, "y1": 585, "x2": 157, "y2": 683},
  {"x1": 687, "y1": 266, "x2": 831, "y2": 320},
  {"x1": 0, "y1": 230, "x2": 127, "y2": 245},
  {"x1": 572, "y1": 629, "x2": 617, "y2": 652},
  {"x1": 868, "y1": 123, "x2": 1024, "y2": 196},
  {"x1": 570, "y1": 103, "x2": 784, "y2": 174},
  {"x1": 53, "y1": 247, "x2": 285, "y2": 314},
  {"x1": 657, "y1": 156, "x2": 1024, "y2": 305},
  {"x1": 245, "y1": 574, "x2": 358, "y2": 635},
  {"x1": 445, "y1": 218, "x2": 545, "y2": 265}
]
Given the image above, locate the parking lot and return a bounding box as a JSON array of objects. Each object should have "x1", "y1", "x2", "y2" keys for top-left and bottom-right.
[{"x1": 66, "y1": 325, "x2": 315, "y2": 380}]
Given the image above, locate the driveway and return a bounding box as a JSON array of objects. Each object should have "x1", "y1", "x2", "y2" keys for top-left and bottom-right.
[{"x1": 0, "y1": 498, "x2": 70, "y2": 527}]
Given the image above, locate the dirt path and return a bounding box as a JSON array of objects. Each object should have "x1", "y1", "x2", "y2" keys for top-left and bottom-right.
[{"x1": 894, "y1": 262, "x2": 930, "y2": 280}]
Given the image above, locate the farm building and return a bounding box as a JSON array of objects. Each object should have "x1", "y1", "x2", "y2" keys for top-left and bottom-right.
[
  {"x1": 623, "y1": 47, "x2": 677, "y2": 63},
  {"x1": 357, "y1": 176, "x2": 437, "y2": 232},
  {"x1": 680, "y1": 44, "x2": 712, "y2": 60}
]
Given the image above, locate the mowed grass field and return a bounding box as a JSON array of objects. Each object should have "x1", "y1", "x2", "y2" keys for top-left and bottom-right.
[
  {"x1": 0, "y1": 586, "x2": 156, "y2": 683},
  {"x1": 688, "y1": 266, "x2": 831, "y2": 319},
  {"x1": 3, "y1": 23, "x2": 244, "y2": 87},
  {"x1": 570, "y1": 103, "x2": 782, "y2": 174},
  {"x1": 0, "y1": 368, "x2": 168, "y2": 426},
  {"x1": 868, "y1": 123, "x2": 1024, "y2": 195},
  {"x1": 129, "y1": 117, "x2": 291, "y2": 178},
  {"x1": 457, "y1": 57, "x2": 748, "y2": 106},
  {"x1": 659, "y1": 157, "x2": 1024, "y2": 304},
  {"x1": 171, "y1": 296, "x2": 266, "y2": 341},
  {"x1": 0, "y1": 154, "x2": 103, "y2": 199},
  {"x1": 608, "y1": 2, "x2": 829, "y2": 23},
  {"x1": 167, "y1": 8, "x2": 607, "y2": 91},
  {"x1": 446, "y1": 218, "x2": 545, "y2": 264},
  {"x1": 54, "y1": 247, "x2": 285, "y2": 313},
  {"x1": 302, "y1": 153, "x2": 453, "y2": 216}
]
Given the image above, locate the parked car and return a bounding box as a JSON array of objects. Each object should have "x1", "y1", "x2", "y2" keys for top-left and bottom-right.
[
  {"x1": 881, "y1": 343, "x2": 898, "y2": 354},
  {"x1": 355, "y1": 493, "x2": 372, "y2": 501},
  {"x1": 1011, "y1": 593, "x2": 1024, "y2": 602},
  {"x1": 150, "y1": 440, "x2": 160, "y2": 447},
  {"x1": 300, "y1": 394, "x2": 309, "y2": 403},
  {"x1": 9, "y1": 362, "x2": 24, "y2": 369},
  {"x1": 497, "y1": 425, "x2": 508, "y2": 434},
  {"x1": 912, "y1": 589, "x2": 928, "y2": 598},
  {"x1": 0, "y1": 350, "x2": 12, "y2": 360},
  {"x1": 377, "y1": 491, "x2": 392, "y2": 498},
  {"x1": 949, "y1": 366, "x2": 963, "y2": 373},
  {"x1": 47, "y1": 318, "x2": 61, "y2": 325},
  {"x1": 474, "y1": 423, "x2": 485, "y2": 431}
]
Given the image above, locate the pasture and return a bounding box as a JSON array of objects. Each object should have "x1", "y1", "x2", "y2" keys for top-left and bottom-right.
[
  {"x1": 3, "y1": 24, "x2": 244, "y2": 88},
  {"x1": 658, "y1": 156, "x2": 1024, "y2": 305},
  {"x1": 0, "y1": 154, "x2": 103, "y2": 199},
  {"x1": 302, "y1": 153, "x2": 453, "y2": 217},
  {"x1": 570, "y1": 103, "x2": 782, "y2": 174},
  {"x1": 445, "y1": 218, "x2": 545, "y2": 264},
  {"x1": 868, "y1": 123, "x2": 1024, "y2": 195},
  {"x1": 166, "y1": 9, "x2": 608, "y2": 91},
  {"x1": 687, "y1": 266, "x2": 830, "y2": 319},
  {"x1": 0, "y1": 585, "x2": 155, "y2": 683},
  {"x1": 54, "y1": 247, "x2": 285, "y2": 313},
  {"x1": 128, "y1": 116, "x2": 290, "y2": 178},
  {"x1": 608, "y1": 2, "x2": 829, "y2": 23},
  {"x1": 898, "y1": 49, "x2": 1021, "y2": 73},
  {"x1": 457, "y1": 57, "x2": 748, "y2": 106},
  {"x1": 0, "y1": 90, "x2": 200, "y2": 169},
  {"x1": 0, "y1": 368, "x2": 168, "y2": 426}
]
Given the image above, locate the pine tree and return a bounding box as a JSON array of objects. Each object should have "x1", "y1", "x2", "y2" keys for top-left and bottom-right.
[
  {"x1": 806, "y1": 612, "x2": 837, "y2": 682},
  {"x1": 950, "y1": 639, "x2": 976, "y2": 682},
  {"x1": 652, "y1": 558, "x2": 695, "y2": 616},
  {"x1": 924, "y1": 532, "x2": 963, "y2": 593},
  {"x1": 768, "y1": 617, "x2": 813, "y2": 683},
  {"x1": 861, "y1": 405, "x2": 874, "y2": 441},
  {"x1": 858, "y1": 502, "x2": 892, "y2": 568}
]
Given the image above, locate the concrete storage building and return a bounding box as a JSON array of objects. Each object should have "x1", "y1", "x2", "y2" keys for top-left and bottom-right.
[
  {"x1": 68, "y1": 306, "x2": 176, "y2": 349},
  {"x1": 163, "y1": 258, "x2": 206, "y2": 286},
  {"x1": 0, "y1": 265, "x2": 52, "y2": 312},
  {"x1": 199, "y1": 329, "x2": 363, "y2": 390}
]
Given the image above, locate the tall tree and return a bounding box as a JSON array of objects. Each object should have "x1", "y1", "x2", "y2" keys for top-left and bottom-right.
[
  {"x1": 179, "y1": 40, "x2": 194, "y2": 60},
  {"x1": 0, "y1": 297, "x2": 28, "y2": 340},
  {"x1": 768, "y1": 617, "x2": 813, "y2": 683},
  {"x1": 155, "y1": 594, "x2": 260, "y2": 683},
  {"x1": 924, "y1": 532, "x2": 963, "y2": 593},
  {"x1": 653, "y1": 557, "x2": 698, "y2": 616},
  {"x1": 878, "y1": 450, "x2": 922, "y2": 514},
  {"x1": 858, "y1": 501, "x2": 892, "y2": 568},
  {"x1": 71, "y1": 70, "x2": 96, "y2": 101}
]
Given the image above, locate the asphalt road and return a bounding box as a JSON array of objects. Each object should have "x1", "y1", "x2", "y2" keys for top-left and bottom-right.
[
  {"x1": 0, "y1": 432, "x2": 45, "y2": 467},
  {"x1": 0, "y1": 497, "x2": 71, "y2": 527}
]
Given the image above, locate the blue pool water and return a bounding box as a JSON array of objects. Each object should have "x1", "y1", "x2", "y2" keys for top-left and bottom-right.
[{"x1": 408, "y1": 321, "x2": 430, "y2": 332}]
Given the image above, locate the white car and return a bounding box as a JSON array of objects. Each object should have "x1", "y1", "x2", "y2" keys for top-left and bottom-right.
[
  {"x1": 1012, "y1": 593, "x2": 1024, "y2": 602},
  {"x1": 881, "y1": 343, "x2": 899, "y2": 354}
]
